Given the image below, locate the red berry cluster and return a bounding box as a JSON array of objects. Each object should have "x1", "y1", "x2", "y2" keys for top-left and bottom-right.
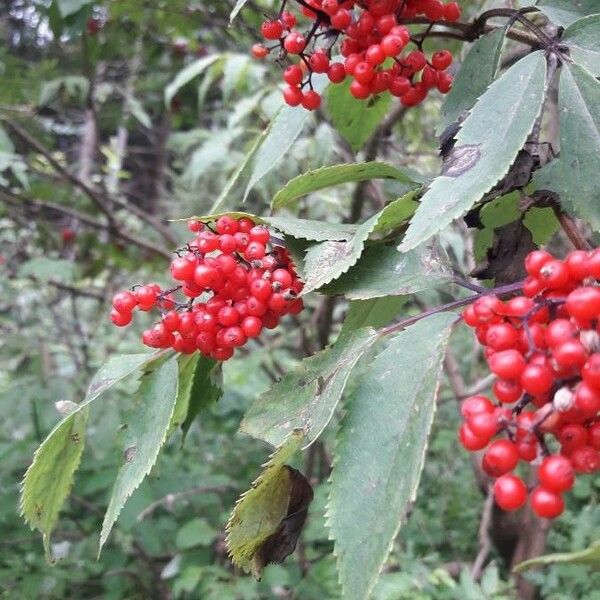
[
  {"x1": 460, "y1": 249, "x2": 600, "y2": 519},
  {"x1": 251, "y1": 0, "x2": 460, "y2": 110},
  {"x1": 110, "y1": 216, "x2": 304, "y2": 361}
]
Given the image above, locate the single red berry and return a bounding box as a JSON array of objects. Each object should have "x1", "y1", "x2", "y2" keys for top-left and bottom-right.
[
  {"x1": 113, "y1": 290, "x2": 137, "y2": 313},
  {"x1": 251, "y1": 44, "x2": 269, "y2": 59},
  {"x1": 458, "y1": 423, "x2": 489, "y2": 451},
  {"x1": 544, "y1": 319, "x2": 576, "y2": 348},
  {"x1": 302, "y1": 90, "x2": 322, "y2": 111},
  {"x1": 241, "y1": 316, "x2": 263, "y2": 338},
  {"x1": 553, "y1": 339, "x2": 587, "y2": 369},
  {"x1": 331, "y1": 8, "x2": 352, "y2": 29},
  {"x1": 530, "y1": 487, "x2": 565, "y2": 519},
  {"x1": 539, "y1": 259, "x2": 570, "y2": 289},
  {"x1": 566, "y1": 286, "x2": 600, "y2": 322},
  {"x1": 467, "y1": 411, "x2": 499, "y2": 439},
  {"x1": 283, "y1": 85, "x2": 303, "y2": 107},
  {"x1": 110, "y1": 308, "x2": 132, "y2": 327},
  {"x1": 488, "y1": 349, "x2": 526, "y2": 380},
  {"x1": 431, "y1": 50, "x2": 452, "y2": 70},
  {"x1": 570, "y1": 445, "x2": 600, "y2": 473},
  {"x1": 309, "y1": 51, "x2": 330, "y2": 73},
  {"x1": 328, "y1": 62, "x2": 346, "y2": 83},
  {"x1": 283, "y1": 32, "x2": 306, "y2": 54},
  {"x1": 261, "y1": 19, "x2": 284, "y2": 40},
  {"x1": 520, "y1": 364, "x2": 554, "y2": 395},
  {"x1": 284, "y1": 65, "x2": 304, "y2": 86},
  {"x1": 558, "y1": 423, "x2": 589, "y2": 454},
  {"x1": 482, "y1": 439, "x2": 519, "y2": 477},
  {"x1": 443, "y1": 2, "x2": 461, "y2": 21},
  {"x1": 461, "y1": 395, "x2": 495, "y2": 418},
  {"x1": 493, "y1": 474, "x2": 527, "y2": 511},
  {"x1": 135, "y1": 286, "x2": 157, "y2": 311},
  {"x1": 249, "y1": 226, "x2": 270, "y2": 244},
  {"x1": 538, "y1": 455, "x2": 575, "y2": 493},
  {"x1": 493, "y1": 379, "x2": 523, "y2": 404},
  {"x1": 216, "y1": 215, "x2": 239, "y2": 235}
]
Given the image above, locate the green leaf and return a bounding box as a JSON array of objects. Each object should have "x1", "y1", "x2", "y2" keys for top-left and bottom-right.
[
  {"x1": 57, "y1": 0, "x2": 90, "y2": 17},
  {"x1": 327, "y1": 313, "x2": 456, "y2": 600},
  {"x1": 99, "y1": 356, "x2": 179, "y2": 555},
  {"x1": 169, "y1": 354, "x2": 199, "y2": 434},
  {"x1": 534, "y1": 63, "x2": 600, "y2": 230},
  {"x1": 243, "y1": 74, "x2": 329, "y2": 200},
  {"x1": 271, "y1": 162, "x2": 419, "y2": 212},
  {"x1": 165, "y1": 54, "x2": 222, "y2": 108},
  {"x1": 127, "y1": 96, "x2": 152, "y2": 129},
  {"x1": 181, "y1": 356, "x2": 222, "y2": 440},
  {"x1": 301, "y1": 213, "x2": 381, "y2": 294},
  {"x1": 326, "y1": 80, "x2": 392, "y2": 152},
  {"x1": 229, "y1": 0, "x2": 250, "y2": 23},
  {"x1": 341, "y1": 297, "x2": 407, "y2": 333},
  {"x1": 264, "y1": 216, "x2": 359, "y2": 242},
  {"x1": 240, "y1": 328, "x2": 376, "y2": 448},
  {"x1": 563, "y1": 14, "x2": 600, "y2": 77},
  {"x1": 371, "y1": 190, "x2": 420, "y2": 234},
  {"x1": 401, "y1": 51, "x2": 547, "y2": 252},
  {"x1": 438, "y1": 28, "x2": 505, "y2": 134},
  {"x1": 322, "y1": 241, "x2": 451, "y2": 300},
  {"x1": 514, "y1": 541, "x2": 600, "y2": 572},
  {"x1": 226, "y1": 431, "x2": 304, "y2": 576},
  {"x1": 21, "y1": 352, "x2": 162, "y2": 558},
  {"x1": 176, "y1": 518, "x2": 217, "y2": 549},
  {"x1": 210, "y1": 129, "x2": 268, "y2": 213},
  {"x1": 537, "y1": 0, "x2": 600, "y2": 27}
]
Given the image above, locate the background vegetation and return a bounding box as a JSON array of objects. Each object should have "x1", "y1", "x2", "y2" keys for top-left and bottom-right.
[{"x1": 0, "y1": 1, "x2": 598, "y2": 599}]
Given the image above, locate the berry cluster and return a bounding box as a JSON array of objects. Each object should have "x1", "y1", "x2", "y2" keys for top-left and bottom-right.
[
  {"x1": 110, "y1": 216, "x2": 303, "y2": 361},
  {"x1": 460, "y1": 250, "x2": 600, "y2": 519},
  {"x1": 251, "y1": 0, "x2": 460, "y2": 110}
]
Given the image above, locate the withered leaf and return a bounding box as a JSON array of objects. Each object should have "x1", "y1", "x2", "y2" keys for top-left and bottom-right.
[{"x1": 252, "y1": 467, "x2": 314, "y2": 575}]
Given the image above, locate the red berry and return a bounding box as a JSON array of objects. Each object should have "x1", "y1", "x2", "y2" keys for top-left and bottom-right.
[
  {"x1": 328, "y1": 62, "x2": 346, "y2": 83},
  {"x1": 530, "y1": 487, "x2": 564, "y2": 519},
  {"x1": 493, "y1": 379, "x2": 523, "y2": 404},
  {"x1": 538, "y1": 455, "x2": 575, "y2": 493},
  {"x1": 113, "y1": 291, "x2": 137, "y2": 313},
  {"x1": 520, "y1": 364, "x2": 554, "y2": 395},
  {"x1": 284, "y1": 32, "x2": 306, "y2": 54},
  {"x1": 461, "y1": 395, "x2": 495, "y2": 418},
  {"x1": 251, "y1": 44, "x2": 269, "y2": 59},
  {"x1": 488, "y1": 349, "x2": 526, "y2": 380},
  {"x1": 566, "y1": 286, "x2": 600, "y2": 322},
  {"x1": 493, "y1": 474, "x2": 527, "y2": 511},
  {"x1": 431, "y1": 50, "x2": 452, "y2": 70},
  {"x1": 241, "y1": 316, "x2": 263, "y2": 338},
  {"x1": 283, "y1": 86, "x2": 303, "y2": 107},
  {"x1": 110, "y1": 308, "x2": 132, "y2": 327},
  {"x1": 443, "y1": 2, "x2": 461, "y2": 21},
  {"x1": 302, "y1": 90, "x2": 322, "y2": 111},
  {"x1": 482, "y1": 439, "x2": 519, "y2": 477},
  {"x1": 570, "y1": 445, "x2": 600, "y2": 473},
  {"x1": 261, "y1": 19, "x2": 284, "y2": 40},
  {"x1": 458, "y1": 423, "x2": 489, "y2": 451}
]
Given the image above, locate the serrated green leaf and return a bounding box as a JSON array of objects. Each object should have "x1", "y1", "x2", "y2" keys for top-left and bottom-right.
[
  {"x1": 534, "y1": 63, "x2": 600, "y2": 230},
  {"x1": 401, "y1": 51, "x2": 547, "y2": 251},
  {"x1": 327, "y1": 313, "x2": 456, "y2": 600},
  {"x1": 271, "y1": 162, "x2": 419, "y2": 212},
  {"x1": 537, "y1": 0, "x2": 600, "y2": 27},
  {"x1": 226, "y1": 430, "x2": 304, "y2": 575},
  {"x1": 264, "y1": 216, "x2": 359, "y2": 242},
  {"x1": 438, "y1": 28, "x2": 505, "y2": 134},
  {"x1": 240, "y1": 328, "x2": 376, "y2": 448},
  {"x1": 322, "y1": 241, "x2": 451, "y2": 300},
  {"x1": 326, "y1": 80, "x2": 392, "y2": 152},
  {"x1": 302, "y1": 213, "x2": 381, "y2": 294},
  {"x1": 21, "y1": 352, "x2": 163, "y2": 559},
  {"x1": 341, "y1": 296, "x2": 407, "y2": 333},
  {"x1": 99, "y1": 356, "x2": 179, "y2": 555},
  {"x1": 165, "y1": 54, "x2": 222, "y2": 107},
  {"x1": 181, "y1": 356, "x2": 222, "y2": 440},
  {"x1": 563, "y1": 14, "x2": 600, "y2": 77},
  {"x1": 243, "y1": 75, "x2": 329, "y2": 201},
  {"x1": 514, "y1": 540, "x2": 600, "y2": 572}
]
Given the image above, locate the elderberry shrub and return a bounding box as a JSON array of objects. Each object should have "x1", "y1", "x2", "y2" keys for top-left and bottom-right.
[
  {"x1": 461, "y1": 250, "x2": 600, "y2": 519},
  {"x1": 251, "y1": 0, "x2": 460, "y2": 111},
  {"x1": 110, "y1": 216, "x2": 304, "y2": 361}
]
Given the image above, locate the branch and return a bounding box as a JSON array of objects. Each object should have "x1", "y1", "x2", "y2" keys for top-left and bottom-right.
[
  {"x1": 3, "y1": 118, "x2": 116, "y2": 226},
  {"x1": 136, "y1": 484, "x2": 235, "y2": 521},
  {"x1": 379, "y1": 281, "x2": 524, "y2": 337},
  {"x1": 0, "y1": 188, "x2": 172, "y2": 260}
]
